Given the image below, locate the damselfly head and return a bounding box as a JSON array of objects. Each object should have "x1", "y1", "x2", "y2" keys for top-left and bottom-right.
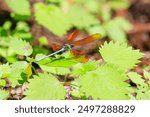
[{"x1": 63, "y1": 44, "x2": 73, "y2": 51}]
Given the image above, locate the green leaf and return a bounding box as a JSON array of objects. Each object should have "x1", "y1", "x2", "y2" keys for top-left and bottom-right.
[
  {"x1": 0, "y1": 90, "x2": 9, "y2": 100},
  {"x1": 47, "y1": 0, "x2": 62, "y2": 3},
  {"x1": 9, "y1": 38, "x2": 33, "y2": 56},
  {"x1": 136, "y1": 88, "x2": 150, "y2": 100},
  {"x1": 84, "y1": 0, "x2": 100, "y2": 13},
  {"x1": 5, "y1": 0, "x2": 30, "y2": 16},
  {"x1": 77, "y1": 64, "x2": 129, "y2": 100},
  {"x1": 0, "y1": 63, "x2": 11, "y2": 78},
  {"x1": 39, "y1": 36, "x2": 48, "y2": 46},
  {"x1": 40, "y1": 65, "x2": 70, "y2": 75},
  {"x1": 87, "y1": 25, "x2": 106, "y2": 37},
  {"x1": 144, "y1": 71, "x2": 150, "y2": 80},
  {"x1": 109, "y1": 0, "x2": 130, "y2": 9},
  {"x1": 36, "y1": 57, "x2": 78, "y2": 75},
  {"x1": 0, "y1": 79, "x2": 6, "y2": 87},
  {"x1": 67, "y1": 5, "x2": 99, "y2": 29},
  {"x1": 100, "y1": 6, "x2": 111, "y2": 21},
  {"x1": 103, "y1": 21, "x2": 127, "y2": 43},
  {"x1": 44, "y1": 58, "x2": 79, "y2": 67},
  {"x1": 127, "y1": 72, "x2": 146, "y2": 86},
  {"x1": 99, "y1": 41, "x2": 143, "y2": 71},
  {"x1": 36, "y1": 54, "x2": 79, "y2": 68},
  {"x1": 113, "y1": 17, "x2": 132, "y2": 32},
  {"x1": 72, "y1": 61, "x2": 98, "y2": 76},
  {"x1": 3, "y1": 21, "x2": 12, "y2": 30},
  {"x1": 103, "y1": 18, "x2": 132, "y2": 43},
  {"x1": 15, "y1": 21, "x2": 30, "y2": 32},
  {"x1": 9, "y1": 61, "x2": 28, "y2": 87},
  {"x1": 23, "y1": 73, "x2": 66, "y2": 100},
  {"x1": 34, "y1": 3, "x2": 71, "y2": 36}
]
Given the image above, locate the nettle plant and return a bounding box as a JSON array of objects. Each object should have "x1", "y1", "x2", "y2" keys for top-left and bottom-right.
[
  {"x1": 4, "y1": 0, "x2": 131, "y2": 43},
  {"x1": 34, "y1": 0, "x2": 132, "y2": 43},
  {"x1": 1, "y1": 38, "x2": 149, "y2": 100},
  {"x1": 0, "y1": 0, "x2": 149, "y2": 100}
]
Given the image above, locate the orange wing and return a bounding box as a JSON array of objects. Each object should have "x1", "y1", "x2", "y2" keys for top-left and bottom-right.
[
  {"x1": 51, "y1": 43, "x2": 62, "y2": 51},
  {"x1": 73, "y1": 33, "x2": 101, "y2": 46},
  {"x1": 67, "y1": 30, "x2": 80, "y2": 43},
  {"x1": 70, "y1": 50, "x2": 89, "y2": 63}
]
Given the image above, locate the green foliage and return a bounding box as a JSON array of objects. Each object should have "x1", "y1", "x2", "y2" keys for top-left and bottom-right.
[
  {"x1": 0, "y1": 61, "x2": 32, "y2": 87},
  {"x1": 0, "y1": 90, "x2": 9, "y2": 100},
  {"x1": 0, "y1": 21, "x2": 33, "y2": 62},
  {"x1": 67, "y1": 5, "x2": 99, "y2": 29},
  {"x1": 36, "y1": 54, "x2": 79, "y2": 67},
  {"x1": 108, "y1": 0, "x2": 130, "y2": 9},
  {"x1": 39, "y1": 65, "x2": 71, "y2": 75},
  {"x1": 77, "y1": 64, "x2": 129, "y2": 99},
  {"x1": 5, "y1": 0, "x2": 30, "y2": 20},
  {"x1": 36, "y1": 54, "x2": 79, "y2": 75},
  {"x1": 99, "y1": 42, "x2": 143, "y2": 71},
  {"x1": 8, "y1": 61, "x2": 29, "y2": 87},
  {"x1": 12, "y1": 22, "x2": 33, "y2": 41},
  {"x1": 0, "y1": 0, "x2": 147, "y2": 100},
  {"x1": 144, "y1": 71, "x2": 150, "y2": 81},
  {"x1": 34, "y1": 3, "x2": 71, "y2": 36},
  {"x1": 23, "y1": 73, "x2": 66, "y2": 100},
  {"x1": 41, "y1": 58, "x2": 79, "y2": 67},
  {"x1": 0, "y1": 63, "x2": 11, "y2": 78},
  {"x1": 3, "y1": 21, "x2": 12, "y2": 30},
  {"x1": 127, "y1": 71, "x2": 150, "y2": 100},
  {"x1": 0, "y1": 63, "x2": 10, "y2": 87},
  {"x1": 0, "y1": 79, "x2": 6, "y2": 87},
  {"x1": 127, "y1": 72, "x2": 146, "y2": 86},
  {"x1": 9, "y1": 38, "x2": 33, "y2": 56},
  {"x1": 87, "y1": 25, "x2": 106, "y2": 37},
  {"x1": 39, "y1": 36, "x2": 48, "y2": 46},
  {"x1": 47, "y1": 0, "x2": 63, "y2": 3},
  {"x1": 103, "y1": 17, "x2": 132, "y2": 43},
  {"x1": 71, "y1": 41, "x2": 143, "y2": 100},
  {"x1": 72, "y1": 61, "x2": 99, "y2": 76}
]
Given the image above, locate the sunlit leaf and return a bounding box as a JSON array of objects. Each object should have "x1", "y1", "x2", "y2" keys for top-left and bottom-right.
[
  {"x1": 9, "y1": 61, "x2": 28, "y2": 87},
  {"x1": 5, "y1": 0, "x2": 30, "y2": 16},
  {"x1": 9, "y1": 38, "x2": 33, "y2": 56},
  {"x1": 99, "y1": 41, "x2": 143, "y2": 71},
  {"x1": 23, "y1": 73, "x2": 66, "y2": 100},
  {"x1": 67, "y1": 5, "x2": 99, "y2": 29},
  {"x1": 34, "y1": 3, "x2": 71, "y2": 36},
  {"x1": 77, "y1": 64, "x2": 129, "y2": 99},
  {"x1": 127, "y1": 72, "x2": 146, "y2": 86},
  {"x1": 0, "y1": 63, "x2": 11, "y2": 78},
  {"x1": 0, "y1": 79, "x2": 6, "y2": 87},
  {"x1": 144, "y1": 71, "x2": 150, "y2": 80},
  {"x1": 0, "y1": 90, "x2": 9, "y2": 100}
]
